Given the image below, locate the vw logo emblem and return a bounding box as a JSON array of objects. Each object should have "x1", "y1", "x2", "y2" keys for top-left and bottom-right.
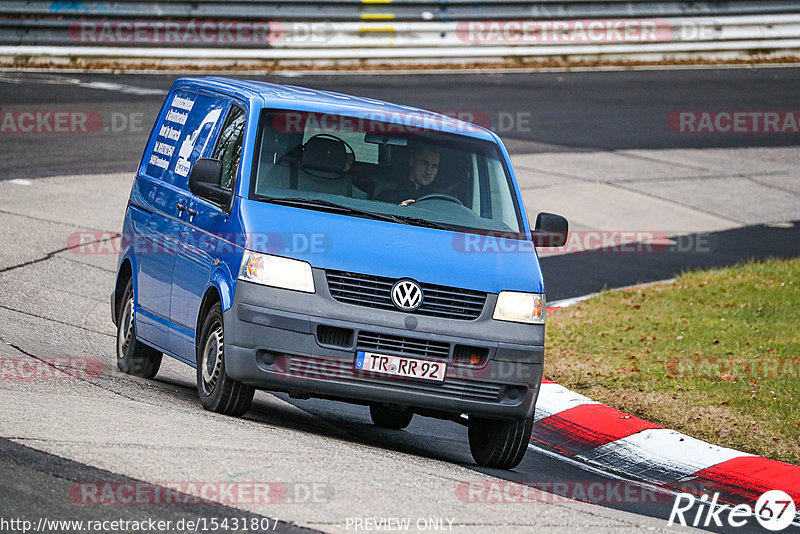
[{"x1": 391, "y1": 279, "x2": 423, "y2": 311}]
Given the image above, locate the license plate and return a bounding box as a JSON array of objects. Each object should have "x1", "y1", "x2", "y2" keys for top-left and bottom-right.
[{"x1": 355, "y1": 351, "x2": 446, "y2": 382}]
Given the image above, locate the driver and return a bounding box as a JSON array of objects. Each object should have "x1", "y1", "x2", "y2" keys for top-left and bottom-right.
[{"x1": 383, "y1": 146, "x2": 441, "y2": 206}]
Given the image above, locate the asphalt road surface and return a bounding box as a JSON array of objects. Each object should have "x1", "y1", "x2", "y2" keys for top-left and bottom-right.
[
  {"x1": 1, "y1": 68, "x2": 798, "y2": 534},
  {"x1": 1, "y1": 67, "x2": 800, "y2": 179}
]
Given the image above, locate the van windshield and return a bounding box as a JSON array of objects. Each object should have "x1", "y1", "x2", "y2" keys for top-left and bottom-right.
[{"x1": 250, "y1": 109, "x2": 523, "y2": 235}]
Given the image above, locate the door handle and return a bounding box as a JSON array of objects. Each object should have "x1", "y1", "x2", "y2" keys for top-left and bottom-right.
[
  {"x1": 176, "y1": 203, "x2": 186, "y2": 212},
  {"x1": 187, "y1": 208, "x2": 197, "y2": 216}
]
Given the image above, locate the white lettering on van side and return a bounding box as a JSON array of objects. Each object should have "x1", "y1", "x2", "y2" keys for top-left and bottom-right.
[
  {"x1": 153, "y1": 141, "x2": 175, "y2": 157},
  {"x1": 175, "y1": 159, "x2": 190, "y2": 177},
  {"x1": 165, "y1": 109, "x2": 188, "y2": 125},
  {"x1": 170, "y1": 95, "x2": 195, "y2": 111},
  {"x1": 149, "y1": 154, "x2": 169, "y2": 169},
  {"x1": 159, "y1": 124, "x2": 181, "y2": 141}
]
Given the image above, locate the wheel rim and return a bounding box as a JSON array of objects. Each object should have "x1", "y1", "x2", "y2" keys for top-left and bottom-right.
[
  {"x1": 200, "y1": 320, "x2": 224, "y2": 396},
  {"x1": 117, "y1": 297, "x2": 134, "y2": 359}
]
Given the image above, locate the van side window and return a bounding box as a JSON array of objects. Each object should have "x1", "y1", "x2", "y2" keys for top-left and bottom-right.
[{"x1": 213, "y1": 106, "x2": 246, "y2": 190}]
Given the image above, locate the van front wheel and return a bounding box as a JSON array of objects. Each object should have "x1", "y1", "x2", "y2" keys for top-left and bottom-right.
[
  {"x1": 468, "y1": 415, "x2": 533, "y2": 469},
  {"x1": 196, "y1": 303, "x2": 254, "y2": 416}
]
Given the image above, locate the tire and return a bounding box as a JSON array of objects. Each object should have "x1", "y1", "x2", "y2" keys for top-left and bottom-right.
[
  {"x1": 369, "y1": 404, "x2": 414, "y2": 429},
  {"x1": 116, "y1": 278, "x2": 163, "y2": 379},
  {"x1": 468, "y1": 415, "x2": 533, "y2": 469},
  {"x1": 196, "y1": 302, "x2": 254, "y2": 416}
]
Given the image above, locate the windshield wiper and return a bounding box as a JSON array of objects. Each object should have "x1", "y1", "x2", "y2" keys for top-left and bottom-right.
[
  {"x1": 255, "y1": 196, "x2": 457, "y2": 231},
  {"x1": 257, "y1": 196, "x2": 400, "y2": 222},
  {"x1": 258, "y1": 196, "x2": 360, "y2": 213},
  {"x1": 387, "y1": 214, "x2": 457, "y2": 231}
]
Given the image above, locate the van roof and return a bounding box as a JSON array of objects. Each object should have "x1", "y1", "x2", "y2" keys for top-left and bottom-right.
[{"x1": 175, "y1": 76, "x2": 496, "y2": 142}]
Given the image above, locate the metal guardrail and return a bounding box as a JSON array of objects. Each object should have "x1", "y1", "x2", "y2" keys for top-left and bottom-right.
[
  {"x1": 1, "y1": 1, "x2": 800, "y2": 63},
  {"x1": 4, "y1": 1, "x2": 800, "y2": 22},
  {"x1": 3, "y1": 15, "x2": 800, "y2": 49}
]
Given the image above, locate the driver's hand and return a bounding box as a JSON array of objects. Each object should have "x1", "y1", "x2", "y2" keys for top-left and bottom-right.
[{"x1": 399, "y1": 199, "x2": 416, "y2": 206}]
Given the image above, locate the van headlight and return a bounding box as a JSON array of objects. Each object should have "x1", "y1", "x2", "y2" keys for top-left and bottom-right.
[
  {"x1": 493, "y1": 291, "x2": 545, "y2": 324},
  {"x1": 238, "y1": 251, "x2": 315, "y2": 293}
]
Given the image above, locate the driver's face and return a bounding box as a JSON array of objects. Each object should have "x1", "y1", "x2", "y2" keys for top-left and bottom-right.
[{"x1": 409, "y1": 150, "x2": 440, "y2": 188}]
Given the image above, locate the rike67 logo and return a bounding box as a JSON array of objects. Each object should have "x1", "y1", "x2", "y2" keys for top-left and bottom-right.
[{"x1": 668, "y1": 490, "x2": 796, "y2": 531}]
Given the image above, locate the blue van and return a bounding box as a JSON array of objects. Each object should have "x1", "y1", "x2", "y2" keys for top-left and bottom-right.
[{"x1": 112, "y1": 77, "x2": 567, "y2": 469}]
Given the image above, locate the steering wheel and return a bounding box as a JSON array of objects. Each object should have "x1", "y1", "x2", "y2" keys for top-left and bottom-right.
[{"x1": 413, "y1": 193, "x2": 464, "y2": 206}]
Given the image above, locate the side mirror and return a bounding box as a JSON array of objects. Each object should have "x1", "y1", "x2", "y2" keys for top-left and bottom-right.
[
  {"x1": 532, "y1": 212, "x2": 569, "y2": 247},
  {"x1": 188, "y1": 158, "x2": 232, "y2": 205}
]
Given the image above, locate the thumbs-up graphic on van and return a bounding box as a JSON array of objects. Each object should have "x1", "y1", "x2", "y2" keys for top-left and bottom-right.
[{"x1": 175, "y1": 108, "x2": 222, "y2": 177}]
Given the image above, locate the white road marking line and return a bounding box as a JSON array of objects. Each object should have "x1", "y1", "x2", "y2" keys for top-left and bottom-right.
[
  {"x1": 0, "y1": 73, "x2": 166, "y2": 95},
  {"x1": 548, "y1": 278, "x2": 677, "y2": 311},
  {"x1": 77, "y1": 80, "x2": 166, "y2": 95}
]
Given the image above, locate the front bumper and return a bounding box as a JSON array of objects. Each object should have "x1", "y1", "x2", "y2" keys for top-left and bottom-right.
[{"x1": 224, "y1": 272, "x2": 544, "y2": 420}]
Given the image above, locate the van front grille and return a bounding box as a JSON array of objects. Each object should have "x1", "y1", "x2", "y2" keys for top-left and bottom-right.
[
  {"x1": 325, "y1": 270, "x2": 486, "y2": 320},
  {"x1": 357, "y1": 331, "x2": 450, "y2": 360},
  {"x1": 316, "y1": 325, "x2": 354, "y2": 348}
]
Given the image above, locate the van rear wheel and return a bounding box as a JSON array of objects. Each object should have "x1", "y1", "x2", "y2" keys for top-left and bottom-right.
[
  {"x1": 116, "y1": 279, "x2": 162, "y2": 379},
  {"x1": 468, "y1": 415, "x2": 533, "y2": 469},
  {"x1": 369, "y1": 404, "x2": 414, "y2": 429},
  {"x1": 196, "y1": 302, "x2": 254, "y2": 416}
]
